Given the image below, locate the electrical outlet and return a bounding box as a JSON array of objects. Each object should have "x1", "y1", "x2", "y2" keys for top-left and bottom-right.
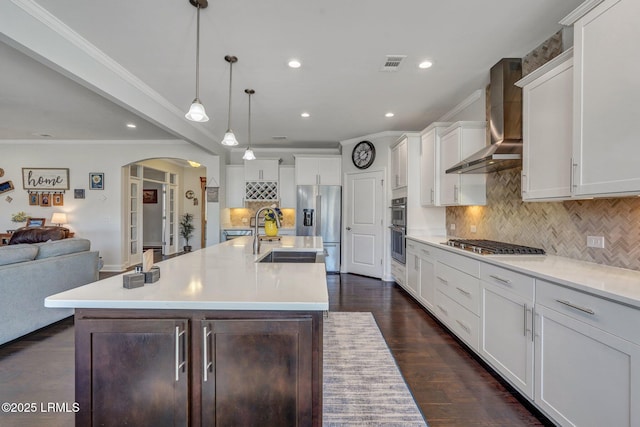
[
  {"x1": 587, "y1": 236, "x2": 605, "y2": 249},
  {"x1": 470, "y1": 225, "x2": 477, "y2": 233},
  {"x1": 450, "y1": 223, "x2": 456, "y2": 231}
]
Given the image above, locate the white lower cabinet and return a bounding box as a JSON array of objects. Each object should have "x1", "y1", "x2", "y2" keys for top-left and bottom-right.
[
  {"x1": 534, "y1": 281, "x2": 640, "y2": 427},
  {"x1": 390, "y1": 259, "x2": 406, "y2": 287},
  {"x1": 401, "y1": 240, "x2": 640, "y2": 427}
]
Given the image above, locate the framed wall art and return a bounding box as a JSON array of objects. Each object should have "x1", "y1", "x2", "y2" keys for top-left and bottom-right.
[
  {"x1": 52, "y1": 193, "x2": 64, "y2": 206},
  {"x1": 0, "y1": 180, "x2": 14, "y2": 195},
  {"x1": 26, "y1": 218, "x2": 45, "y2": 227},
  {"x1": 206, "y1": 187, "x2": 219, "y2": 203},
  {"x1": 143, "y1": 189, "x2": 158, "y2": 204},
  {"x1": 74, "y1": 189, "x2": 85, "y2": 199},
  {"x1": 39, "y1": 193, "x2": 51, "y2": 207},
  {"x1": 28, "y1": 192, "x2": 39, "y2": 205},
  {"x1": 89, "y1": 172, "x2": 104, "y2": 190},
  {"x1": 22, "y1": 168, "x2": 69, "y2": 191}
]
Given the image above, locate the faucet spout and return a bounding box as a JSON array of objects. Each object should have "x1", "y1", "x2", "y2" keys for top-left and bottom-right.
[{"x1": 253, "y1": 205, "x2": 280, "y2": 254}]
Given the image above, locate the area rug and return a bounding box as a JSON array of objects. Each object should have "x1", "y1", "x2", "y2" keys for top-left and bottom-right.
[{"x1": 323, "y1": 312, "x2": 428, "y2": 426}]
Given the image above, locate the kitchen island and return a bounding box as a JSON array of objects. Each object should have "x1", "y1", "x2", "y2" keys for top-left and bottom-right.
[{"x1": 45, "y1": 236, "x2": 328, "y2": 427}]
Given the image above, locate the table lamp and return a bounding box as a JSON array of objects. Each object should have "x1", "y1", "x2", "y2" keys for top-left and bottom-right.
[{"x1": 51, "y1": 212, "x2": 68, "y2": 227}]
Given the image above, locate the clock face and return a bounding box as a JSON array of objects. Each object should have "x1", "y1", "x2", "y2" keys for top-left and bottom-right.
[{"x1": 352, "y1": 141, "x2": 376, "y2": 169}]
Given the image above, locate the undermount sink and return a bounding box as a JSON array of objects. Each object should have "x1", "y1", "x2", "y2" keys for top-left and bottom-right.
[{"x1": 258, "y1": 250, "x2": 324, "y2": 263}]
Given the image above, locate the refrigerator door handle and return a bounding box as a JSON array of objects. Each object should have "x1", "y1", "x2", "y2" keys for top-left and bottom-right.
[{"x1": 315, "y1": 194, "x2": 322, "y2": 236}]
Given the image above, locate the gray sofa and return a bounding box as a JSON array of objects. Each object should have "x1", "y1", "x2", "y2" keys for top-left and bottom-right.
[{"x1": 0, "y1": 238, "x2": 99, "y2": 345}]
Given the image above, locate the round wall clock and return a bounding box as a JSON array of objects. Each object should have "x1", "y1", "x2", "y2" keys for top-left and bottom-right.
[
  {"x1": 352, "y1": 140, "x2": 376, "y2": 169},
  {"x1": 185, "y1": 190, "x2": 195, "y2": 199}
]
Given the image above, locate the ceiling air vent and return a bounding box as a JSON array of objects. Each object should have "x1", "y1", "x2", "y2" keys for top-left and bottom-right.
[
  {"x1": 272, "y1": 136, "x2": 287, "y2": 140},
  {"x1": 380, "y1": 55, "x2": 406, "y2": 72}
]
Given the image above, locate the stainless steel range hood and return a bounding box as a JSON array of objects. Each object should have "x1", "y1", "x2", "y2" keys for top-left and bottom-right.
[{"x1": 446, "y1": 58, "x2": 523, "y2": 174}]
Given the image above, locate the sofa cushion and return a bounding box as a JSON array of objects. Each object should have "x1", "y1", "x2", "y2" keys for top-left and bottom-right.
[
  {"x1": 0, "y1": 244, "x2": 39, "y2": 266},
  {"x1": 8, "y1": 226, "x2": 69, "y2": 244},
  {"x1": 34, "y1": 238, "x2": 91, "y2": 260}
]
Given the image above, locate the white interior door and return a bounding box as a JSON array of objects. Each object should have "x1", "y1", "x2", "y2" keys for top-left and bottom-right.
[
  {"x1": 344, "y1": 170, "x2": 384, "y2": 278},
  {"x1": 126, "y1": 166, "x2": 143, "y2": 266}
]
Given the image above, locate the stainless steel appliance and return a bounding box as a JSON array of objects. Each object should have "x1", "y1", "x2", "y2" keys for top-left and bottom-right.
[
  {"x1": 221, "y1": 229, "x2": 253, "y2": 241},
  {"x1": 444, "y1": 239, "x2": 545, "y2": 255},
  {"x1": 296, "y1": 185, "x2": 342, "y2": 272},
  {"x1": 389, "y1": 197, "x2": 407, "y2": 264}
]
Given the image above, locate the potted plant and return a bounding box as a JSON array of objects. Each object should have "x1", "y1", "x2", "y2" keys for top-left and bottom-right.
[{"x1": 179, "y1": 213, "x2": 195, "y2": 252}]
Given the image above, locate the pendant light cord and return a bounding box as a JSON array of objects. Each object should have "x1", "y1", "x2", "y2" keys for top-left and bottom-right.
[
  {"x1": 247, "y1": 91, "x2": 252, "y2": 148},
  {"x1": 227, "y1": 61, "x2": 233, "y2": 131},
  {"x1": 195, "y1": 4, "x2": 201, "y2": 99}
]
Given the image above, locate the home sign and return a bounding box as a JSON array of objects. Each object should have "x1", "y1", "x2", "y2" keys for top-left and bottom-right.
[{"x1": 22, "y1": 168, "x2": 70, "y2": 191}]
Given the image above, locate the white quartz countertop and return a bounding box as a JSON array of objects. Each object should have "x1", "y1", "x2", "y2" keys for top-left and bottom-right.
[
  {"x1": 407, "y1": 235, "x2": 640, "y2": 309},
  {"x1": 45, "y1": 236, "x2": 328, "y2": 311}
]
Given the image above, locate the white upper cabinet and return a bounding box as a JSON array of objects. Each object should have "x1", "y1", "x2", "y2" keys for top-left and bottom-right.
[
  {"x1": 420, "y1": 123, "x2": 450, "y2": 206},
  {"x1": 570, "y1": 0, "x2": 640, "y2": 197},
  {"x1": 439, "y1": 121, "x2": 487, "y2": 206},
  {"x1": 279, "y1": 166, "x2": 296, "y2": 208},
  {"x1": 225, "y1": 165, "x2": 245, "y2": 208},
  {"x1": 295, "y1": 155, "x2": 341, "y2": 186},
  {"x1": 516, "y1": 49, "x2": 574, "y2": 201},
  {"x1": 391, "y1": 137, "x2": 408, "y2": 190},
  {"x1": 244, "y1": 159, "x2": 279, "y2": 182}
]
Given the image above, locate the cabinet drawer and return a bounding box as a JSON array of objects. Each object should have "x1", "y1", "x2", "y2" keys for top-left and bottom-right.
[
  {"x1": 406, "y1": 240, "x2": 441, "y2": 260},
  {"x1": 439, "y1": 249, "x2": 480, "y2": 277},
  {"x1": 480, "y1": 263, "x2": 535, "y2": 300},
  {"x1": 435, "y1": 289, "x2": 480, "y2": 351},
  {"x1": 435, "y1": 262, "x2": 480, "y2": 315},
  {"x1": 391, "y1": 260, "x2": 405, "y2": 286},
  {"x1": 537, "y1": 280, "x2": 640, "y2": 344}
]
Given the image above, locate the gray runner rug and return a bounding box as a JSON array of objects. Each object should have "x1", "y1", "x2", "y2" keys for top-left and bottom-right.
[{"x1": 323, "y1": 312, "x2": 428, "y2": 426}]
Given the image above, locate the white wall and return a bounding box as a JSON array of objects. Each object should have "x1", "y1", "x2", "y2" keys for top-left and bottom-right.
[
  {"x1": 0, "y1": 140, "x2": 220, "y2": 271},
  {"x1": 142, "y1": 181, "x2": 163, "y2": 247}
]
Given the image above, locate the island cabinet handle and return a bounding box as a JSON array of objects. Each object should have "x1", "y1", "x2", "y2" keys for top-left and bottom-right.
[
  {"x1": 436, "y1": 304, "x2": 448, "y2": 315},
  {"x1": 455, "y1": 319, "x2": 471, "y2": 334},
  {"x1": 556, "y1": 299, "x2": 595, "y2": 315},
  {"x1": 489, "y1": 274, "x2": 512, "y2": 286},
  {"x1": 175, "y1": 325, "x2": 187, "y2": 382},
  {"x1": 456, "y1": 287, "x2": 471, "y2": 297},
  {"x1": 202, "y1": 326, "x2": 213, "y2": 382},
  {"x1": 436, "y1": 276, "x2": 448, "y2": 285}
]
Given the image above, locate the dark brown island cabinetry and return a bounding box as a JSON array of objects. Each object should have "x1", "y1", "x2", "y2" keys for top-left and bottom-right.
[{"x1": 74, "y1": 309, "x2": 323, "y2": 427}]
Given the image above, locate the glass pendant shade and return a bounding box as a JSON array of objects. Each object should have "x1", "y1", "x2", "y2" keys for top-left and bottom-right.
[
  {"x1": 221, "y1": 131, "x2": 239, "y2": 146},
  {"x1": 185, "y1": 99, "x2": 209, "y2": 122},
  {"x1": 242, "y1": 147, "x2": 256, "y2": 160}
]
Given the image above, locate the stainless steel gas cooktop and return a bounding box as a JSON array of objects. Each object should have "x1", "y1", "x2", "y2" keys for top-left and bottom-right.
[{"x1": 444, "y1": 239, "x2": 546, "y2": 255}]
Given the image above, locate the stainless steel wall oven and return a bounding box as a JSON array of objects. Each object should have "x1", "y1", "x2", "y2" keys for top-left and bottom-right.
[{"x1": 389, "y1": 197, "x2": 406, "y2": 264}]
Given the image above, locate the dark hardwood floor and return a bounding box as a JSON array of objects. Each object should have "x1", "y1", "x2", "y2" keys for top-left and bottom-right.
[{"x1": 0, "y1": 273, "x2": 553, "y2": 426}]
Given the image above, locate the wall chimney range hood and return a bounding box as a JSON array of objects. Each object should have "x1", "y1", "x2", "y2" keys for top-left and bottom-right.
[{"x1": 446, "y1": 58, "x2": 523, "y2": 174}]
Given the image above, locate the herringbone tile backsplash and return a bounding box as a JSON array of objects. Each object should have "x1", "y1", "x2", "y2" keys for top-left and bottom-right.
[{"x1": 446, "y1": 168, "x2": 640, "y2": 271}]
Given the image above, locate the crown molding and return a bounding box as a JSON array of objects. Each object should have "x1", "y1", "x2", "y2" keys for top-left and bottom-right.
[
  {"x1": 437, "y1": 89, "x2": 483, "y2": 122},
  {"x1": 559, "y1": 0, "x2": 606, "y2": 26}
]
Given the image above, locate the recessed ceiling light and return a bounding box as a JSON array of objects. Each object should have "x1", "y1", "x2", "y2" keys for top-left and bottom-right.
[
  {"x1": 126, "y1": 123, "x2": 137, "y2": 128},
  {"x1": 288, "y1": 60, "x2": 301, "y2": 69},
  {"x1": 301, "y1": 112, "x2": 310, "y2": 118},
  {"x1": 385, "y1": 112, "x2": 395, "y2": 118},
  {"x1": 418, "y1": 60, "x2": 433, "y2": 69}
]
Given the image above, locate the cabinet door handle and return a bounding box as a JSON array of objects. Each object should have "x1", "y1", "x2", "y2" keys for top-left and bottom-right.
[
  {"x1": 523, "y1": 304, "x2": 528, "y2": 337},
  {"x1": 430, "y1": 188, "x2": 434, "y2": 204},
  {"x1": 556, "y1": 299, "x2": 595, "y2": 315},
  {"x1": 521, "y1": 173, "x2": 527, "y2": 194},
  {"x1": 489, "y1": 274, "x2": 512, "y2": 286},
  {"x1": 456, "y1": 287, "x2": 470, "y2": 297},
  {"x1": 175, "y1": 325, "x2": 187, "y2": 382},
  {"x1": 415, "y1": 255, "x2": 419, "y2": 270},
  {"x1": 454, "y1": 185, "x2": 458, "y2": 203},
  {"x1": 421, "y1": 248, "x2": 430, "y2": 256},
  {"x1": 570, "y1": 158, "x2": 577, "y2": 193},
  {"x1": 455, "y1": 319, "x2": 471, "y2": 334},
  {"x1": 437, "y1": 304, "x2": 448, "y2": 315},
  {"x1": 436, "y1": 276, "x2": 448, "y2": 284},
  {"x1": 202, "y1": 325, "x2": 213, "y2": 382},
  {"x1": 531, "y1": 307, "x2": 535, "y2": 342}
]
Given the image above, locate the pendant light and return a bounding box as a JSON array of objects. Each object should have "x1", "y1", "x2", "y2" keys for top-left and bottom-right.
[
  {"x1": 221, "y1": 55, "x2": 239, "y2": 146},
  {"x1": 185, "y1": 0, "x2": 209, "y2": 122},
  {"x1": 242, "y1": 89, "x2": 256, "y2": 160}
]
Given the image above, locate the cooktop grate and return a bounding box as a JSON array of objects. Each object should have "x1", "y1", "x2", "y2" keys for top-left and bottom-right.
[{"x1": 445, "y1": 239, "x2": 546, "y2": 255}]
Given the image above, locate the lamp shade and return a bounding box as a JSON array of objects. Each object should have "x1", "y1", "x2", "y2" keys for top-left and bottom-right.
[
  {"x1": 221, "y1": 131, "x2": 239, "y2": 146},
  {"x1": 185, "y1": 99, "x2": 209, "y2": 122},
  {"x1": 51, "y1": 213, "x2": 67, "y2": 226},
  {"x1": 242, "y1": 147, "x2": 256, "y2": 160}
]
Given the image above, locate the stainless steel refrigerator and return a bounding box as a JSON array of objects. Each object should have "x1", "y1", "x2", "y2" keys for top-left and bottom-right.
[{"x1": 296, "y1": 185, "x2": 341, "y2": 272}]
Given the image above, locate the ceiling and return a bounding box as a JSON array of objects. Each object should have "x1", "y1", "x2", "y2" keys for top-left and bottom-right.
[{"x1": 0, "y1": 0, "x2": 583, "y2": 154}]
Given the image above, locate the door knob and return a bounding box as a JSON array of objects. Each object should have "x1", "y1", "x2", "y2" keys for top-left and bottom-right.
[{"x1": 346, "y1": 227, "x2": 352, "y2": 230}]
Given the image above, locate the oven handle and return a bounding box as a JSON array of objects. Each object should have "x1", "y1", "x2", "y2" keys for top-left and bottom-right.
[{"x1": 388, "y1": 226, "x2": 406, "y2": 232}]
